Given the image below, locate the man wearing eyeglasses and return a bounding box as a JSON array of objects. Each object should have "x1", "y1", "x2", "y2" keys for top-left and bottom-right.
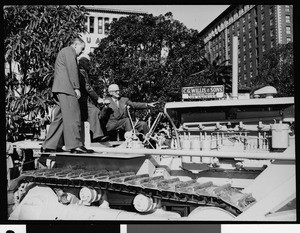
[{"x1": 104, "y1": 84, "x2": 157, "y2": 136}]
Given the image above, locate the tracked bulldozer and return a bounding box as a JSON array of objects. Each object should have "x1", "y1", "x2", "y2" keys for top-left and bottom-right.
[{"x1": 7, "y1": 37, "x2": 295, "y2": 221}]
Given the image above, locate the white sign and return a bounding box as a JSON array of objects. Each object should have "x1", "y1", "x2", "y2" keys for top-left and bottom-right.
[{"x1": 182, "y1": 85, "x2": 225, "y2": 100}]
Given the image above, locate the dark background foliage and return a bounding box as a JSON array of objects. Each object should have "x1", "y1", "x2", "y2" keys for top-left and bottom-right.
[
  {"x1": 89, "y1": 13, "x2": 207, "y2": 105},
  {"x1": 251, "y1": 42, "x2": 294, "y2": 97},
  {"x1": 4, "y1": 5, "x2": 88, "y2": 141}
]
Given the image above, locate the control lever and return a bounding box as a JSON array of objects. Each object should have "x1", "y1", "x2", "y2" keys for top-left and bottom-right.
[
  {"x1": 126, "y1": 105, "x2": 139, "y2": 137},
  {"x1": 143, "y1": 112, "x2": 164, "y2": 144}
]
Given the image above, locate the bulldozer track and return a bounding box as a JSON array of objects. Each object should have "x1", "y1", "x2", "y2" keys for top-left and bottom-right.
[{"x1": 18, "y1": 168, "x2": 256, "y2": 216}]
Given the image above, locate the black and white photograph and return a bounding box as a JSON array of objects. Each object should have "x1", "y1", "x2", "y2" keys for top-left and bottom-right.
[{"x1": 2, "y1": 4, "x2": 296, "y2": 223}]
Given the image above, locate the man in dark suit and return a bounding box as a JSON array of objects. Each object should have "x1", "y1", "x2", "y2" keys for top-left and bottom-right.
[
  {"x1": 78, "y1": 56, "x2": 109, "y2": 142},
  {"x1": 43, "y1": 38, "x2": 93, "y2": 153},
  {"x1": 104, "y1": 84, "x2": 157, "y2": 135}
]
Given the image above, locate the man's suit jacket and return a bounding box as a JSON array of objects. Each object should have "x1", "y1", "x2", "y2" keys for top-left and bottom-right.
[
  {"x1": 52, "y1": 46, "x2": 80, "y2": 96},
  {"x1": 79, "y1": 69, "x2": 99, "y2": 102},
  {"x1": 78, "y1": 68, "x2": 96, "y2": 121},
  {"x1": 104, "y1": 96, "x2": 147, "y2": 128}
]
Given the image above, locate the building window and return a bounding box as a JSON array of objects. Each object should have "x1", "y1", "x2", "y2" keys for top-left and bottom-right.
[
  {"x1": 239, "y1": 67, "x2": 241, "y2": 73},
  {"x1": 249, "y1": 31, "x2": 252, "y2": 39},
  {"x1": 237, "y1": 21, "x2": 239, "y2": 27},
  {"x1": 262, "y1": 23, "x2": 265, "y2": 31},
  {"x1": 250, "y1": 61, "x2": 253, "y2": 68},
  {"x1": 250, "y1": 71, "x2": 253, "y2": 78},
  {"x1": 237, "y1": 30, "x2": 240, "y2": 36},
  {"x1": 255, "y1": 18, "x2": 258, "y2": 27},
  {"x1": 269, "y1": 7, "x2": 273, "y2": 15},
  {"x1": 98, "y1": 17, "x2": 103, "y2": 34},
  {"x1": 287, "y1": 37, "x2": 292, "y2": 43},
  {"x1": 239, "y1": 8, "x2": 244, "y2": 15},
  {"x1": 261, "y1": 5, "x2": 264, "y2": 10},
  {"x1": 250, "y1": 51, "x2": 252, "y2": 58},
  {"x1": 104, "y1": 17, "x2": 109, "y2": 34},
  {"x1": 242, "y1": 16, "x2": 245, "y2": 23},
  {"x1": 238, "y1": 58, "x2": 241, "y2": 63},
  {"x1": 244, "y1": 55, "x2": 246, "y2": 61},
  {"x1": 244, "y1": 74, "x2": 247, "y2": 80},
  {"x1": 255, "y1": 28, "x2": 258, "y2": 37},
  {"x1": 271, "y1": 40, "x2": 275, "y2": 48},
  {"x1": 254, "y1": 8, "x2": 257, "y2": 17},
  {"x1": 286, "y1": 26, "x2": 291, "y2": 34},
  {"x1": 248, "y1": 13, "x2": 251, "y2": 20},
  {"x1": 261, "y1": 12, "x2": 264, "y2": 20},
  {"x1": 113, "y1": 18, "x2": 118, "y2": 21},
  {"x1": 256, "y1": 48, "x2": 259, "y2": 56},
  {"x1": 248, "y1": 22, "x2": 251, "y2": 29},
  {"x1": 89, "y1": 16, "x2": 94, "y2": 33},
  {"x1": 249, "y1": 42, "x2": 252, "y2": 49},
  {"x1": 286, "y1": 15, "x2": 291, "y2": 23},
  {"x1": 262, "y1": 34, "x2": 265, "y2": 41},
  {"x1": 285, "y1": 5, "x2": 290, "y2": 12},
  {"x1": 238, "y1": 48, "x2": 240, "y2": 54},
  {"x1": 243, "y1": 25, "x2": 245, "y2": 33},
  {"x1": 262, "y1": 44, "x2": 266, "y2": 52},
  {"x1": 243, "y1": 45, "x2": 246, "y2": 51},
  {"x1": 270, "y1": 19, "x2": 273, "y2": 26},
  {"x1": 270, "y1": 28, "x2": 274, "y2": 37},
  {"x1": 234, "y1": 12, "x2": 238, "y2": 20},
  {"x1": 255, "y1": 38, "x2": 259, "y2": 47}
]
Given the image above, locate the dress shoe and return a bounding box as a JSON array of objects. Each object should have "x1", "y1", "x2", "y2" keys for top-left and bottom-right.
[
  {"x1": 42, "y1": 148, "x2": 56, "y2": 153},
  {"x1": 92, "y1": 136, "x2": 110, "y2": 143},
  {"x1": 42, "y1": 148, "x2": 66, "y2": 153},
  {"x1": 99, "y1": 136, "x2": 110, "y2": 142},
  {"x1": 70, "y1": 146, "x2": 94, "y2": 154},
  {"x1": 56, "y1": 148, "x2": 67, "y2": 152}
]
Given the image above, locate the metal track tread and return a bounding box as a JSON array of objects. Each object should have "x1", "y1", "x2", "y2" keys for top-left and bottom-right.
[{"x1": 18, "y1": 168, "x2": 256, "y2": 216}]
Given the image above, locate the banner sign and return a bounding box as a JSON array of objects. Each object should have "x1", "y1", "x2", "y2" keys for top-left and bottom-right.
[{"x1": 182, "y1": 85, "x2": 225, "y2": 100}]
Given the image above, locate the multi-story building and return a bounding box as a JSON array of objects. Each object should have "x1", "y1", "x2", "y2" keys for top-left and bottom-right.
[
  {"x1": 199, "y1": 5, "x2": 293, "y2": 88},
  {"x1": 82, "y1": 6, "x2": 147, "y2": 55}
]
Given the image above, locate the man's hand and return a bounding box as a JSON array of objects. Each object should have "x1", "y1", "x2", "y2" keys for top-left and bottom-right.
[
  {"x1": 147, "y1": 101, "x2": 159, "y2": 108},
  {"x1": 97, "y1": 97, "x2": 104, "y2": 104},
  {"x1": 104, "y1": 99, "x2": 110, "y2": 105},
  {"x1": 74, "y1": 89, "x2": 81, "y2": 99}
]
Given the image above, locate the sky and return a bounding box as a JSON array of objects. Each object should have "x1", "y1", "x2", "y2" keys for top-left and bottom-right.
[{"x1": 98, "y1": 5, "x2": 230, "y2": 32}]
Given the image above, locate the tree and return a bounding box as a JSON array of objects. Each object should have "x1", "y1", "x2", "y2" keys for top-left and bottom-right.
[
  {"x1": 251, "y1": 42, "x2": 294, "y2": 97},
  {"x1": 89, "y1": 12, "x2": 207, "y2": 111},
  {"x1": 4, "y1": 5, "x2": 88, "y2": 141},
  {"x1": 189, "y1": 55, "x2": 232, "y2": 93}
]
